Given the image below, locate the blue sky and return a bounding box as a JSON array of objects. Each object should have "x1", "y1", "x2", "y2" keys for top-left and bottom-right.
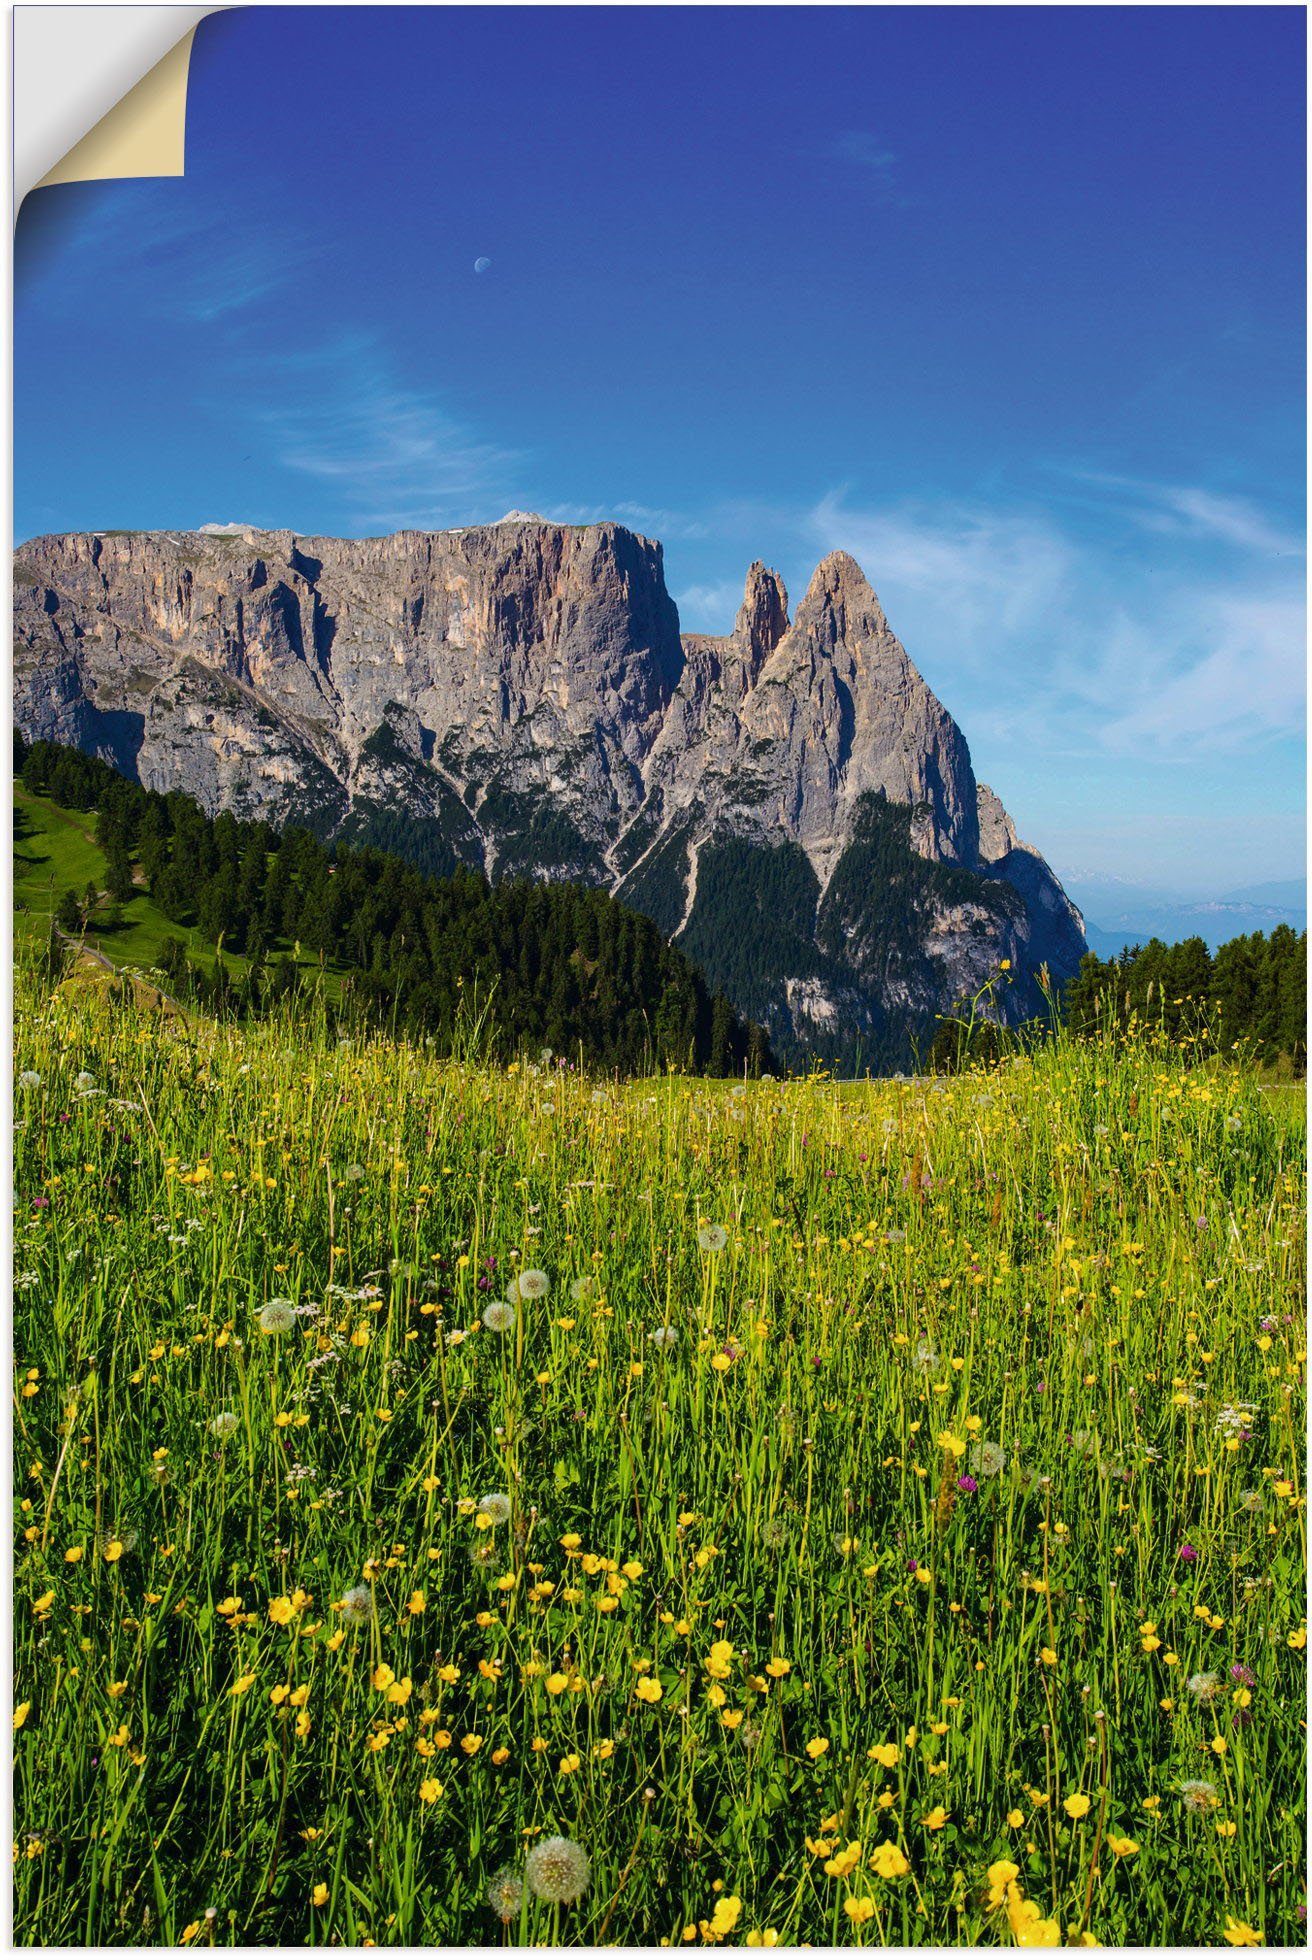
[{"x1": 15, "y1": 5, "x2": 1306, "y2": 896}]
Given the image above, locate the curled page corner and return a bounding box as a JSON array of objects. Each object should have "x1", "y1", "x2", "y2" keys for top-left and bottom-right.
[{"x1": 15, "y1": 6, "x2": 215, "y2": 209}]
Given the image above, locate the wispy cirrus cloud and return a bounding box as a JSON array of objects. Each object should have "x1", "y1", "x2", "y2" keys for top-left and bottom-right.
[
  {"x1": 829, "y1": 129, "x2": 901, "y2": 198},
  {"x1": 1065, "y1": 470, "x2": 1304, "y2": 558},
  {"x1": 249, "y1": 335, "x2": 523, "y2": 531},
  {"x1": 802, "y1": 482, "x2": 1305, "y2": 761},
  {"x1": 17, "y1": 186, "x2": 308, "y2": 325},
  {"x1": 540, "y1": 501, "x2": 710, "y2": 541}
]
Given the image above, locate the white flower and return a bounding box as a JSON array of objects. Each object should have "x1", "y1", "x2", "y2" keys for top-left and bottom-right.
[
  {"x1": 338, "y1": 1585, "x2": 372, "y2": 1626},
  {"x1": 516, "y1": 1268, "x2": 550, "y2": 1300},
  {"x1": 525, "y1": 1835, "x2": 590, "y2": 1904},
  {"x1": 697, "y1": 1225, "x2": 729, "y2": 1254},
  {"x1": 478, "y1": 1493, "x2": 511, "y2": 1526},
  {"x1": 483, "y1": 1300, "x2": 515, "y2": 1334},
  {"x1": 259, "y1": 1301, "x2": 296, "y2": 1335},
  {"x1": 487, "y1": 1868, "x2": 524, "y2": 1925}
]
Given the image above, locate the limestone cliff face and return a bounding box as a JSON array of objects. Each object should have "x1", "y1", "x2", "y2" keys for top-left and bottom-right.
[{"x1": 13, "y1": 517, "x2": 1086, "y2": 1059}]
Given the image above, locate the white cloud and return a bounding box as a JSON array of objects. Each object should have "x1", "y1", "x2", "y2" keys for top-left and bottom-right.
[
  {"x1": 539, "y1": 501, "x2": 709, "y2": 541},
  {"x1": 257, "y1": 335, "x2": 521, "y2": 530},
  {"x1": 801, "y1": 486, "x2": 1305, "y2": 762},
  {"x1": 673, "y1": 580, "x2": 746, "y2": 634},
  {"x1": 828, "y1": 131, "x2": 903, "y2": 202}
]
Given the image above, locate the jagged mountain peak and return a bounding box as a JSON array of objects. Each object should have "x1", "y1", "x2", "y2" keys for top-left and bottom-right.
[
  {"x1": 13, "y1": 519, "x2": 1087, "y2": 1065},
  {"x1": 734, "y1": 562, "x2": 790, "y2": 663}
]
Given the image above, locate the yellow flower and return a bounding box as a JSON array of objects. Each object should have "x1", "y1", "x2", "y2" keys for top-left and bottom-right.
[
  {"x1": 64, "y1": 1547, "x2": 84, "y2": 1564},
  {"x1": 868, "y1": 1842, "x2": 910, "y2": 1880},
  {"x1": 13, "y1": 1703, "x2": 30, "y2": 1732},
  {"x1": 868, "y1": 1742, "x2": 899, "y2": 1768},
  {"x1": 1038, "y1": 1647, "x2": 1057, "y2": 1666},
  {"x1": 312, "y1": 1883, "x2": 329, "y2": 1907},
  {"x1": 844, "y1": 1898, "x2": 876, "y2": 1924},
  {"x1": 371, "y1": 1664, "x2": 395, "y2": 1692},
  {"x1": 460, "y1": 1733, "x2": 482, "y2": 1755},
  {"x1": 765, "y1": 1657, "x2": 791, "y2": 1678},
  {"x1": 825, "y1": 1841, "x2": 863, "y2": 1878},
  {"x1": 419, "y1": 1778, "x2": 443, "y2": 1803},
  {"x1": 1210, "y1": 1736, "x2": 1228, "y2": 1758},
  {"x1": 229, "y1": 1673, "x2": 256, "y2": 1697},
  {"x1": 1222, "y1": 1918, "x2": 1262, "y2": 1947},
  {"x1": 923, "y1": 1806, "x2": 949, "y2": 1831},
  {"x1": 805, "y1": 1737, "x2": 829, "y2": 1760},
  {"x1": 1287, "y1": 1627, "x2": 1307, "y2": 1650},
  {"x1": 268, "y1": 1597, "x2": 295, "y2": 1626},
  {"x1": 704, "y1": 1896, "x2": 741, "y2": 1940},
  {"x1": 635, "y1": 1677, "x2": 663, "y2": 1704},
  {"x1": 108, "y1": 1723, "x2": 130, "y2": 1747},
  {"x1": 558, "y1": 1752, "x2": 581, "y2": 1775},
  {"x1": 407, "y1": 1592, "x2": 425, "y2": 1616},
  {"x1": 1106, "y1": 1835, "x2": 1138, "y2": 1857},
  {"x1": 988, "y1": 1860, "x2": 1020, "y2": 1890},
  {"x1": 1063, "y1": 1793, "x2": 1092, "y2": 1820},
  {"x1": 103, "y1": 1540, "x2": 124, "y2": 1564},
  {"x1": 1007, "y1": 1809, "x2": 1025, "y2": 1828}
]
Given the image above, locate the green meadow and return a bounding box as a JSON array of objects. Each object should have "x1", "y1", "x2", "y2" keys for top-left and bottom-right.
[{"x1": 11, "y1": 958, "x2": 1306, "y2": 1947}]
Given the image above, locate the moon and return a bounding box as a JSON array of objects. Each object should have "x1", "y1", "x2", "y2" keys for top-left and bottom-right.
[{"x1": 474, "y1": 256, "x2": 492, "y2": 274}]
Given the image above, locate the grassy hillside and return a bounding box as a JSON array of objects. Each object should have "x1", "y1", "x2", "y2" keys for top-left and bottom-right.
[
  {"x1": 12, "y1": 956, "x2": 1306, "y2": 1947},
  {"x1": 14, "y1": 741, "x2": 773, "y2": 1075},
  {"x1": 14, "y1": 784, "x2": 255, "y2": 978}
]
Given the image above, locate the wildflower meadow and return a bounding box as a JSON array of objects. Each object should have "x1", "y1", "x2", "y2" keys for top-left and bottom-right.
[{"x1": 11, "y1": 961, "x2": 1307, "y2": 1947}]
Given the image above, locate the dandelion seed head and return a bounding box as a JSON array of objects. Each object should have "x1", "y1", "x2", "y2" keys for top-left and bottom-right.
[
  {"x1": 483, "y1": 1301, "x2": 515, "y2": 1334},
  {"x1": 338, "y1": 1586, "x2": 372, "y2": 1625},
  {"x1": 970, "y1": 1440, "x2": 1006, "y2": 1479},
  {"x1": 210, "y1": 1412, "x2": 239, "y2": 1439},
  {"x1": 697, "y1": 1225, "x2": 729, "y2": 1253},
  {"x1": 525, "y1": 1835, "x2": 590, "y2": 1904},
  {"x1": 259, "y1": 1301, "x2": 297, "y2": 1335},
  {"x1": 487, "y1": 1867, "x2": 524, "y2": 1924},
  {"x1": 478, "y1": 1493, "x2": 511, "y2": 1526}
]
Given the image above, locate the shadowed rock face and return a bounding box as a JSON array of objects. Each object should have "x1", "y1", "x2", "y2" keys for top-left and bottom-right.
[{"x1": 13, "y1": 517, "x2": 1086, "y2": 1055}]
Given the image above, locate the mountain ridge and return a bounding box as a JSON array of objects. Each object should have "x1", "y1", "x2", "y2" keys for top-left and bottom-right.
[{"x1": 13, "y1": 515, "x2": 1087, "y2": 1064}]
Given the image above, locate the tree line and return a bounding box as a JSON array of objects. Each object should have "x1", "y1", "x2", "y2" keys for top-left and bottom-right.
[
  {"x1": 928, "y1": 929, "x2": 1306, "y2": 1074},
  {"x1": 15, "y1": 734, "x2": 774, "y2": 1077}
]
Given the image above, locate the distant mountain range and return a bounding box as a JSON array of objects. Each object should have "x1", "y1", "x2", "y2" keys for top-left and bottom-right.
[
  {"x1": 1068, "y1": 875, "x2": 1306, "y2": 959},
  {"x1": 13, "y1": 517, "x2": 1087, "y2": 1066}
]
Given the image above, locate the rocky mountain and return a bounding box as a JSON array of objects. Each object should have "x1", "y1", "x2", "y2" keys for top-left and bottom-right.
[{"x1": 12, "y1": 517, "x2": 1086, "y2": 1066}]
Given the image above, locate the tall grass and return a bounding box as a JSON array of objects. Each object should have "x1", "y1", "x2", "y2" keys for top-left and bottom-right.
[{"x1": 11, "y1": 957, "x2": 1306, "y2": 1946}]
